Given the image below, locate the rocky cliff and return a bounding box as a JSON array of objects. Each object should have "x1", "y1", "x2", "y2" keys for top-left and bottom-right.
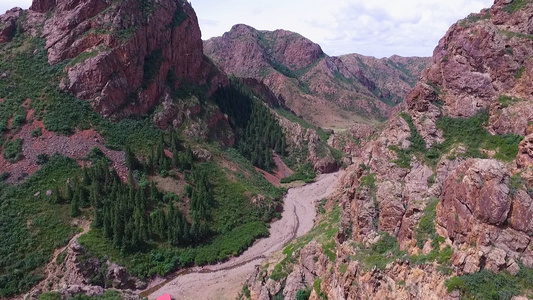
[
  {"x1": 204, "y1": 24, "x2": 430, "y2": 129},
  {"x1": 9, "y1": 0, "x2": 228, "y2": 120},
  {"x1": 246, "y1": 0, "x2": 533, "y2": 299}
]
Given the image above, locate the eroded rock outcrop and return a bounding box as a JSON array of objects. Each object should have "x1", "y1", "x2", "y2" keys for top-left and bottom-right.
[
  {"x1": 24, "y1": 0, "x2": 228, "y2": 121},
  {"x1": 245, "y1": 1, "x2": 533, "y2": 299},
  {"x1": 0, "y1": 7, "x2": 22, "y2": 43}
]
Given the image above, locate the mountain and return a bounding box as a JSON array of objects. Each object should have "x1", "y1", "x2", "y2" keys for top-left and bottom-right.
[
  {"x1": 204, "y1": 24, "x2": 430, "y2": 128},
  {"x1": 246, "y1": 0, "x2": 533, "y2": 299},
  {"x1": 0, "y1": 0, "x2": 339, "y2": 298}
]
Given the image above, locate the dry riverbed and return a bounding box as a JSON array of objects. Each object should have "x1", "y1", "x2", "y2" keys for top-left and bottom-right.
[{"x1": 141, "y1": 171, "x2": 343, "y2": 300}]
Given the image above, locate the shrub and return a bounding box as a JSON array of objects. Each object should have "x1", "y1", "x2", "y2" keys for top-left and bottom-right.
[
  {"x1": 296, "y1": 288, "x2": 312, "y2": 300},
  {"x1": 242, "y1": 285, "x2": 251, "y2": 298},
  {"x1": 0, "y1": 172, "x2": 10, "y2": 182},
  {"x1": 445, "y1": 276, "x2": 466, "y2": 293},
  {"x1": 38, "y1": 292, "x2": 62, "y2": 300},
  {"x1": 12, "y1": 112, "x2": 26, "y2": 129},
  {"x1": 3, "y1": 138, "x2": 24, "y2": 162},
  {"x1": 37, "y1": 153, "x2": 49, "y2": 165},
  {"x1": 31, "y1": 127, "x2": 43, "y2": 137}
]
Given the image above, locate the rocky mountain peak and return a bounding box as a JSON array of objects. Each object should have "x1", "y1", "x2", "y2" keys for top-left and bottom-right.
[
  {"x1": 29, "y1": 0, "x2": 56, "y2": 13},
  {"x1": 205, "y1": 24, "x2": 430, "y2": 128},
  {"x1": 18, "y1": 0, "x2": 227, "y2": 119}
]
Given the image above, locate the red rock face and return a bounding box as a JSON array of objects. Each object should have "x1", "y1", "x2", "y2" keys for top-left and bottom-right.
[
  {"x1": 26, "y1": 0, "x2": 227, "y2": 119},
  {"x1": 29, "y1": 0, "x2": 55, "y2": 13},
  {"x1": 437, "y1": 159, "x2": 511, "y2": 242},
  {"x1": 328, "y1": 0, "x2": 533, "y2": 276},
  {"x1": 0, "y1": 8, "x2": 22, "y2": 44}
]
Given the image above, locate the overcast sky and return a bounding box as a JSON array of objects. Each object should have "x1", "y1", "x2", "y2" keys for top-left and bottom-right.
[{"x1": 2, "y1": 0, "x2": 494, "y2": 58}]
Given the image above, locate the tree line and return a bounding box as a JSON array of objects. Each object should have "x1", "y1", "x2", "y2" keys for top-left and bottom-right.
[
  {"x1": 49, "y1": 140, "x2": 213, "y2": 253},
  {"x1": 212, "y1": 78, "x2": 286, "y2": 171}
]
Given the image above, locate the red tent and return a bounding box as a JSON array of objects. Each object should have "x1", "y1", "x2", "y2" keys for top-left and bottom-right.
[{"x1": 157, "y1": 293, "x2": 172, "y2": 300}]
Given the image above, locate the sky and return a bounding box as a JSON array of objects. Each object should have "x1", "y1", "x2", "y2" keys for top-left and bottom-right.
[{"x1": 2, "y1": 0, "x2": 494, "y2": 58}]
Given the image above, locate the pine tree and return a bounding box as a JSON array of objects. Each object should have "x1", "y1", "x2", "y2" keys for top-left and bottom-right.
[
  {"x1": 70, "y1": 192, "x2": 81, "y2": 217},
  {"x1": 65, "y1": 180, "x2": 73, "y2": 202},
  {"x1": 125, "y1": 145, "x2": 141, "y2": 171},
  {"x1": 51, "y1": 184, "x2": 62, "y2": 204}
]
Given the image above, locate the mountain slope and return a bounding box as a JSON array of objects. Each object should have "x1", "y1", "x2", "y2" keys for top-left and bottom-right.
[
  {"x1": 204, "y1": 24, "x2": 430, "y2": 128},
  {"x1": 245, "y1": 0, "x2": 533, "y2": 299},
  {"x1": 0, "y1": 1, "x2": 322, "y2": 299}
]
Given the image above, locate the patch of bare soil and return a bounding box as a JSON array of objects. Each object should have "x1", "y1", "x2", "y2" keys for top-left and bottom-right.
[
  {"x1": 254, "y1": 153, "x2": 294, "y2": 187},
  {"x1": 140, "y1": 170, "x2": 343, "y2": 300},
  {"x1": 0, "y1": 110, "x2": 127, "y2": 184},
  {"x1": 150, "y1": 175, "x2": 186, "y2": 196}
]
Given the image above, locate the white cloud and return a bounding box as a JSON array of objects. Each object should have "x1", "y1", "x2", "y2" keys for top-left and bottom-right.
[
  {"x1": 0, "y1": 0, "x2": 31, "y2": 14},
  {"x1": 194, "y1": 0, "x2": 494, "y2": 58},
  {"x1": 314, "y1": 0, "x2": 494, "y2": 57},
  {"x1": 2, "y1": 0, "x2": 495, "y2": 58}
]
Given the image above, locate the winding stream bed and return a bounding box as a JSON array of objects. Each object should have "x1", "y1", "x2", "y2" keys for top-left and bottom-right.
[{"x1": 140, "y1": 171, "x2": 342, "y2": 300}]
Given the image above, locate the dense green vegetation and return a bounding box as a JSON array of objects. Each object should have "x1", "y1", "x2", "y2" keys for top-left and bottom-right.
[
  {"x1": 390, "y1": 110, "x2": 522, "y2": 168},
  {"x1": 39, "y1": 290, "x2": 123, "y2": 300},
  {"x1": 2, "y1": 138, "x2": 23, "y2": 162},
  {"x1": 280, "y1": 162, "x2": 316, "y2": 183},
  {"x1": 0, "y1": 28, "x2": 288, "y2": 297},
  {"x1": 0, "y1": 155, "x2": 81, "y2": 297},
  {"x1": 212, "y1": 79, "x2": 286, "y2": 171},
  {"x1": 446, "y1": 268, "x2": 533, "y2": 300},
  {"x1": 77, "y1": 147, "x2": 282, "y2": 278},
  {"x1": 296, "y1": 288, "x2": 312, "y2": 300},
  {"x1": 435, "y1": 110, "x2": 522, "y2": 162}
]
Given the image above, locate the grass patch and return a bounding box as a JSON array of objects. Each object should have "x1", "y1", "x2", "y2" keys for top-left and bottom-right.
[
  {"x1": 280, "y1": 162, "x2": 316, "y2": 184},
  {"x1": 391, "y1": 110, "x2": 523, "y2": 168},
  {"x1": 0, "y1": 155, "x2": 81, "y2": 297},
  {"x1": 389, "y1": 112, "x2": 425, "y2": 168},
  {"x1": 414, "y1": 198, "x2": 439, "y2": 249},
  {"x1": 503, "y1": 0, "x2": 528, "y2": 13},
  {"x1": 67, "y1": 48, "x2": 102, "y2": 67},
  {"x1": 460, "y1": 11, "x2": 491, "y2": 26},
  {"x1": 501, "y1": 30, "x2": 533, "y2": 41},
  {"x1": 56, "y1": 249, "x2": 68, "y2": 265},
  {"x1": 515, "y1": 66, "x2": 525, "y2": 79},
  {"x1": 313, "y1": 278, "x2": 328, "y2": 300},
  {"x1": 498, "y1": 95, "x2": 524, "y2": 108},
  {"x1": 353, "y1": 232, "x2": 405, "y2": 271},
  {"x1": 435, "y1": 110, "x2": 522, "y2": 162},
  {"x1": 446, "y1": 268, "x2": 533, "y2": 300}
]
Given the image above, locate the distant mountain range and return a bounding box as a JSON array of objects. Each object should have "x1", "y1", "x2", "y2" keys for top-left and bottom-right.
[{"x1": 204, "y1": 24, "x2": 431, "y2": 128}]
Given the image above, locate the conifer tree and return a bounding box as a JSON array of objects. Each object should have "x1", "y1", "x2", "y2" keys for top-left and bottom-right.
[{"x1": 70, "y1": 192, "x2": 81, "y2": 217}]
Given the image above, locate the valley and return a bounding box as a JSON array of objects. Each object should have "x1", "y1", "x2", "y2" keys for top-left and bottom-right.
[
  {"x1": 1, "y1": 0, "x2": 533, "y2": 299},
  {"x1": 141, "y1": 171, "x2": 342, "y2": 300}
]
